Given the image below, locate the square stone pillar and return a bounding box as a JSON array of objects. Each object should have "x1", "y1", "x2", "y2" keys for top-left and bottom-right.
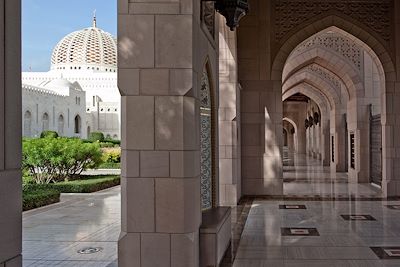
[
  {"x1": 0, "y1": 0, "x2": 22, "y2": 266},
  {"x1": 118, "y1": 0, "x2": 220, "y2": 265},
  {"x1": 330, "y1": 112, "x2": 346, "y2": 172},
  {"x1": 240, "y1": 81, "x2": 283, "y2": 195},
  {"x1": 218, "y1": 20, "x2": 241, "y2": 206}
]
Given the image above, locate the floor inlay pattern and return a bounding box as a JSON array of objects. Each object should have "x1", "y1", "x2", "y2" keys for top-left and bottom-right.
[
  {"x1": 371, "y1": 247, "x2": 400, "y2": 259},
  {"x1": 341, "y1": 215, "x2": 377, "y2": 221},
  {"x1": 281, "y1": 227, "x2": 320, "y2": 236},
  {"x1": 279, "y1": 204, "x2": 307, "y2": 209},
  {"x1": 386, "y1": 205, "x2": 400, "y2": 210}
]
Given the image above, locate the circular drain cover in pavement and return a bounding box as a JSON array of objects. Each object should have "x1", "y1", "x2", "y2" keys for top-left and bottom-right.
[{"x1": 77, "y1": 247, "x2": 103, "y2": 254}]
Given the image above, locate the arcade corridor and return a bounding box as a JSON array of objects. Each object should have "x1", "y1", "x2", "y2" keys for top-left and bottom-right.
[{"x1": 231, "y1": 152, "x2": 400, "y2": 267}]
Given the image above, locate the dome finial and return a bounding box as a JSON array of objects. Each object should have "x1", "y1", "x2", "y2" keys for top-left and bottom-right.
[{"x1": 92, "y1": 9, "x2": 97, "y2": 28}]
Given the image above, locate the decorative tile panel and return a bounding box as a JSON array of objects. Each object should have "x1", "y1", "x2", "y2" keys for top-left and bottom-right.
[
  {"x1": 200, "y1": 69, "x2": 213, "y2": 210},
  {"x1": 201, "y1": 1, "x2": 216, "y2": 38}
]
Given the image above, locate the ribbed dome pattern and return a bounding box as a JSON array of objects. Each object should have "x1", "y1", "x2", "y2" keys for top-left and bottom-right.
[{"x1": 51, "y1": 26, "x2": 117, "y2": 71}]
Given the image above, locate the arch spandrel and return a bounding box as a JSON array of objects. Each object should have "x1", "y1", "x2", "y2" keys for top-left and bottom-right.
[{"x1": 272, "y1": 17, "x2": 394, "y2": 82}]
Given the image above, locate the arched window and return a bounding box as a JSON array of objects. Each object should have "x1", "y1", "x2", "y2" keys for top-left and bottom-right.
[
  {"x1": 74, "y1": 115, "x2": 81, "y2": 134},
  {"x1": 113, "y1": 134, "x2": 118, "y2": 139},
  {"x1": 42, "y1": 113, "x2": 49, "y2": 131},
  {"x1": 58, "y1": 115, "x2": 64, "y2": 135},
  {"x1": 24, "y1": 111, "x2": 32, "y2": 137},
  {"x1": 200, "y1": 67, "x2": 214, "y2": 210},
  {"x1": 87, "y1": 126, "x2": 91, "y2": 139}
]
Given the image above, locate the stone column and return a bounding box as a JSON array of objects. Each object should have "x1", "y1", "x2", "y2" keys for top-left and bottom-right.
[
  {"x1": 118, "y1": 0, "x2": 208, "y2": 265},
  {"x1": 331, "y1": 112, "x2": 346, "y2": 172},
  {"x1": 297, "y1": 118, "x2": 306, "y2": 154},
  {"x1": 0, "y1": 0, "x2": 22, "y2": 266},
  {"x1": 310, "y1": 125, "x2": 315, "y2": 157},
  {"x1": 287, "y1": 131, "x2": 295, "y2": 152},
  {"x1": 383, "y1": 1, "x2": 400, "y2": 196},
  {"x1": 322, "y1": 120, "x2": 330, "y2": 166},
  {"x1": 219, "y1": 19, "x2": 241, "y2": 206},
  {"x1": 240, "y1": 81, "x2": 283, "y2": 195}
]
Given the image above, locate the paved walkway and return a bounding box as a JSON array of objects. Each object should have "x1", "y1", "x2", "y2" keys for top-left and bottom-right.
[
  {"x1": 23, "y1": 187, "x2": 120, "y2": 267},
  {"x1": 81, "y1": 169, "x2": 121, "y2": 176}
]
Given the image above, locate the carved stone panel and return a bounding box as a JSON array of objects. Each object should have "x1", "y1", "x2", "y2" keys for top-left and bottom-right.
[
  {"x1": 292, "y1": 32, "x2": 363, "y2": 71},
  {"x1": 202, "y1": 1, "x2": 216, "y2": 38},
  {"x1": 274, "y1": 0, "x2": 392, "y2": 43}
]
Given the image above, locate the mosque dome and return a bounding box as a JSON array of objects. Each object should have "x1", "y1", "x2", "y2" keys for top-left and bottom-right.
[{"x1": 50, "y1": 16, "x2": 117, "y2": 72}]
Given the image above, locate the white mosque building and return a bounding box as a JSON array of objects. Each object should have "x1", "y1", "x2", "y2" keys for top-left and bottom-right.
[{"x1": 22, "y1": 16, "x2": 120, "y2": 139}]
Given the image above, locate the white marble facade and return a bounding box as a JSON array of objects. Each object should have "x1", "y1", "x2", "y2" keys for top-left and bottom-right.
[
  {"x1": 22, "y1": 80, "x2": 86, "y2": 138},
  {"x1": 22, "y1": 17, "x2": 120, "y2": 139}
]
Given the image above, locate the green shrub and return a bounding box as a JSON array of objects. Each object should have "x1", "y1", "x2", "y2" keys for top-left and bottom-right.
[
  {"x1": 88, "y1": 132, "x2": 105, "y2": 142},
  {"x1": 102, "y1": 148, "x2": 121, "y2": 164},
  {"x1": 22, "y1": 186, "x2": 60, "y2": 211},
  {"x1": 22, "y1": 175, "x2": 35, "y2": 185},
  {"x1": 99, "y1": 142, "x2": 115, "y2": 148},
  {"x1": 22, "y1": 138, "x2": 103, "y2": 184},
  {"x1": 106, "y1": 139, "x2": 120, "y2": 146},
  {"x1": 40, "y1": 131, "x2": 59, "y2": 139}
]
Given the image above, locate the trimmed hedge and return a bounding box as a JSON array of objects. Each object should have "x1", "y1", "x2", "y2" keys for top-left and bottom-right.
[
  {"x1": 23, "y1": 187, "x2": 60, "y2": 211},
  {"x1": 52, "y1": 175, "x2": 120, "y2": 193},
  {"x1": 98, "y1": 162, "x2": 121, "y2": 169},
  {"x1": 22, "y1": 175, "x2": 120, "y2": 211}
]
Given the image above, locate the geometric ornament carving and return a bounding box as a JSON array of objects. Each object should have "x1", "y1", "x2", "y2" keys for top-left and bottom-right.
[
  {"x1": 202, "y1": 1, "x2": 216, "y2": 38},
  {"x1": 200, "y1": 68, "x2": 213, "y2": 210},
  {"x1": 294, "y1": 32, "x2": 362, "y2": 70},
  {"x1": 307, "y1": 64, "x2": 341, "y2": 92},
  {"x1": 275, "y1": 0, "x2": 391, "y2": 43}
]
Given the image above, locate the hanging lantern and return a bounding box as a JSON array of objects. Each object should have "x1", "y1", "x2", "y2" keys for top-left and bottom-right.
[
  {"x1": 314, "y1": 112, "x2": 320, "y2": 125},
  {"x1": 215, "y1": 0, "x2": 249, "y2": 31},
  {"x1": 309, "y1": 116, "x2": 314, "y2": 126}
]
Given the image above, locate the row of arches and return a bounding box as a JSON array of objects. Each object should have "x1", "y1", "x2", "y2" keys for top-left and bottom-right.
[
  {"x1": 280, "y1": 25, "x2": 385, "y2": 185},
  {"x1": 23, "y1": 111, "x2": 82, "y2": 137}
]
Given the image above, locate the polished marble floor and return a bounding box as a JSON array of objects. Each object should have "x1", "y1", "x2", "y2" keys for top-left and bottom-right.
[
  {"x1": 23, "y1": 187, "x2": 120, "y2": 267},
  {"x1": 232, "y1": 199, "x2": 400, "y2": 266},
  {"x1": 232, "y1": 152, "x2": 399, "y2": 266},
  {"x1": 283, "y1": 150, "x2": 382, "y2": 199}
]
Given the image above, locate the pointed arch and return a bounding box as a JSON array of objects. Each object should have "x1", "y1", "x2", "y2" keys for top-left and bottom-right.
[
  {"x1": 42, "y1": 113, "x2": 49, "y2": 132},
  {"x1": 58, "y1": 114, "x2": 64, "y2": 136},
  {"x1": 272, "y1": 17, "x2": 395, "y2": 82},
  {"x1": 74, "y1": 115, "x2": 81, "y2": 134}
]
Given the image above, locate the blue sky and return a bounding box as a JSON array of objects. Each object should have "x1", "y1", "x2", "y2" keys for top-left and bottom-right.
[{"x1": 22, "y1": 0, "x2": 117, "y2": 72}]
